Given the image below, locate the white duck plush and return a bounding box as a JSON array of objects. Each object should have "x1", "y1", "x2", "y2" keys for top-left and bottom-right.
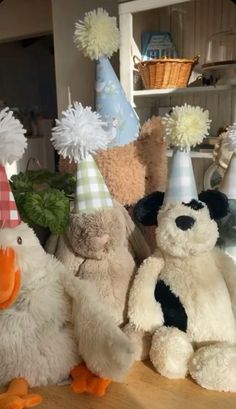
[{"x1": 0, "y1": 108, "x2": 135, "y2": 409}]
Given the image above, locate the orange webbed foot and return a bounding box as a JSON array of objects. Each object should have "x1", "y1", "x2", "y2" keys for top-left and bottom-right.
[
  {"x1": 0, "y1": 380, "x2": 42, "y2": 409},
  {"x1": 71, "y1": 363, "x2": 112, "y2": 397}
]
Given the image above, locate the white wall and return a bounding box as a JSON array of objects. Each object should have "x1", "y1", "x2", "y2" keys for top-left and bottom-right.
[
  {"x1": 51, "y1": 0, "x2": 118, "y2": 115},
  {"x1": 0, "y1": 0, "x2": 52, "y2": 42}
]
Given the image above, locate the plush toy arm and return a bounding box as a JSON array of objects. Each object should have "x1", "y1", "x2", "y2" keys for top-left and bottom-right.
[
  {"x1": 214, "y1": 248, "x2": 236, "y2": 318},
  {"x1": 62, "y1": 274, "x2": 135, "y2": 382},
  {"x1": 128, "y1": 253, "x2": 164, "y2": 332}
]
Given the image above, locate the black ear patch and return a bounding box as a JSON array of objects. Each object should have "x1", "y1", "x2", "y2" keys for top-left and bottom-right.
[
  {"x1": 133, "y1": 191, "x2": 165, "y2": 226},
  {"x1": 198, "y1": 190, "x2": 229, "y2": 220}
]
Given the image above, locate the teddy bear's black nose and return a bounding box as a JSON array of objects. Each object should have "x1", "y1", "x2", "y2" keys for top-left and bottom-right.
[{"x1": 175, "y1": 215, "x2": 195, "y2": 231}]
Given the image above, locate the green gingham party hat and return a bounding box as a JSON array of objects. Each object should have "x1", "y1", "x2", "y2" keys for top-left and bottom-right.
[
  {"x1": 51, "y1": 102, "x2": 114, "y2": 213},
  {"x1": 75, "y1": 154, "x2": 113, "y2": 213},
  {"x1": 163, "y1": 104, "x2": 211, "y2": 204}
]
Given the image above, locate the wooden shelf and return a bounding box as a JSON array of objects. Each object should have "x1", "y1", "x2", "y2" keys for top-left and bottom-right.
[
  {"x1": 167, "y1": 149, "x2": 213, "y2": 159},
  {"x1": 133, "y1": 85, "x2": 232, "y2": 98},
  {"x1": 119, "y1": 0, "x2": 191, "y2": 14},
  {"x1": 25, "y1": 361, "x2": 236, "y2": 409}
]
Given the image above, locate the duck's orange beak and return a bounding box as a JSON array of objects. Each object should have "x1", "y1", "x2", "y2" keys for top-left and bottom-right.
[{"x1": 0, "y1": 247, "x2": 21, "y2": 309}]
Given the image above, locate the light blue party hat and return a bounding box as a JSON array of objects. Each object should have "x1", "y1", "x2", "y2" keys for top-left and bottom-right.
[
  {"x1": 163, "y1": 104, "x2": 211, "y2": 204},
  {"x1": 163, "y1": 148, "x2": 198, "y2": 204},
  {"x1": 96, "y1": 57, "x2": 139, "y2": 146},
  {"x1": 74, "y1": 8, "x2": 139, "y2": 147}
]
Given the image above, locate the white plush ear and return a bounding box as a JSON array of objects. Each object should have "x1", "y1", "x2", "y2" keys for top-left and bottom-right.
[{"x1": 0, "y1": 107, "x2": 27, "y2": 165}]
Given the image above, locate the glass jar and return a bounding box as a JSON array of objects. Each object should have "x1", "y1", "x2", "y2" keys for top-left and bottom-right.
[{"x1": 205, "y1": 30, "x2": 236, "y2": 65}]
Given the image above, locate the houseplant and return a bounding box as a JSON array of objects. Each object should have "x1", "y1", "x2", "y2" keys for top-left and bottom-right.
[{"x1": 10, "y1": 169, "x2": 76, "y2": 245}]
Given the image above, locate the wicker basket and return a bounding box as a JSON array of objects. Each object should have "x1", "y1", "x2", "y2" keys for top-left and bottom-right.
[{"x1": 134, "y1": 56, "x2": 199, "y2": 89}]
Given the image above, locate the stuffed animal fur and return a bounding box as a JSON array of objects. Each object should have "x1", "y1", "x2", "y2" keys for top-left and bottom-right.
[
  {"x1": 0, "y1": 222, "x2": 136, "y2": 406},
  {"x1": 58, "y1": 116, "x2": 167, "y2": 251},
  {"x1": 59, "y1": 116, "x2": 167, "y2": 206},
  {"x1": 55, "y1": 200, "x2": 150, "y2": 327},
  {"x1": 0, "y1": 104, "x2": 136, "y2": 406},
  {"x1": 127, "y1": 190, "x2": 236, "y2": 392}
]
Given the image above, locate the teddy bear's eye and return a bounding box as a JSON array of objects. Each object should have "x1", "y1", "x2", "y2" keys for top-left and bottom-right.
[
  {"x1": 17, "y1": 236, "x2": 22, "y2": 245},
  {"x1": 183, "y1": 200, "x2": 204, "y2": 211}
]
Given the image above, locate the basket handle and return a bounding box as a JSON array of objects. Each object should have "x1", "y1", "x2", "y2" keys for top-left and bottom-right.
[
  {"x1": 133, "y1": 55, "x2": 142, "y2": 67},
  {"x1": 193, "y1": 55, "x2": 200, "y2": 65}
]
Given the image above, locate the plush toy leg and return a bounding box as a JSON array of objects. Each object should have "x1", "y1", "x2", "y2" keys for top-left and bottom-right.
[
  {"x1": 0, "y1": 379, "x2": 42, "y2": 409},
  {"x1": 150, "y1": 327, "x2": 194, "y2": 379},
  {"x1": 189, "y1": 343, "x2": 236, "y2": 392},
  {"x1": 71, "y1": 363, "x2": 112, "y2": 397},
  {"x1": 123, "y1": 323, "x2": 152, "y2": 361}
]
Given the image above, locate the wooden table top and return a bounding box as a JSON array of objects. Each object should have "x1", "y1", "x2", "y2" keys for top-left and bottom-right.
[{"x1": 30, "y1": 361, "x2": 236, "y2": 409}]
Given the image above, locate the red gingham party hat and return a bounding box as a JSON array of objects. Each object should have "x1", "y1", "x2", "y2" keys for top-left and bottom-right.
[
  {"x1": 0, "y1": 107, "x2": 27, "y2": 229},
  {"x1": 0, "y1": 164, "x2": 21, "y2": 228}
]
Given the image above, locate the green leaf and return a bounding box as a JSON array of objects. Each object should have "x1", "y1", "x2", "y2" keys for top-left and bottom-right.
[
  {"x1": 23, "y1": 189, "x2": 70, "y2": 234},
  {"x1": 26, "y1": 169, "x2": 54, "y2": 184},
  {"x1": 10, "y1": 173, "x2": 33, "y2": 192},
  {"x1": 10, "y1": 170, "x2": 76, "y2": 196},
  {"x1": 49, "y1": 173, "x2": 76, "y2": 195}
]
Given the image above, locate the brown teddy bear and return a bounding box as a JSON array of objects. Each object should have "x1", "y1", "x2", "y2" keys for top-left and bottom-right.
[
  {"x1": 59, "y1": 116, "x2": 167, "y2": 205},
  {"x1": 59, "y1": 115, "x2": 167, "y2": 250}
]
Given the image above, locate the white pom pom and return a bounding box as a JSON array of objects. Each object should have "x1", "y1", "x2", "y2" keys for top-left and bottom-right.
[
  {"x1": 163, "y1": 104, "x2": 211, "y2": 149},
  {"x1": 0, "y1": 107, "x2": 27, "y2": 165},
  {"x1": 224, "y1": 123, "x2": 236, "y2": 152},
  {"x1": 74, "y1": 8, "x2": 120, "y2": 60},
  {"x1": 51, "y1": 102, "x2": 114, "y2": 162}
]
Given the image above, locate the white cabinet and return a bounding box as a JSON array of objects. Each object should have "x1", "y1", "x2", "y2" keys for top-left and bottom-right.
[
  {"x1": 118, "y1": 0, "x2": 236, "y2": 135},
  {"x1": 118, "y1": 0, "x2": 236, "y2": 190}
]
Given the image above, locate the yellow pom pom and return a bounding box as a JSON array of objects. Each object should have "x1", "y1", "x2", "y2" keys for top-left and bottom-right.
[{"x1": 163, "y1": 104, "x2": 211, "y2": 149}]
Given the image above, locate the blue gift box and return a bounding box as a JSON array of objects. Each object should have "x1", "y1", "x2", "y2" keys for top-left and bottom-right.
[{"x1": 141, "y1": 31, "x2": 177, "y2": 61}]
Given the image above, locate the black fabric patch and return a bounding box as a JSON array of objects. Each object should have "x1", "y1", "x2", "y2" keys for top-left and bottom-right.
[
  {"x1": 133, "y1": 191, "x2": 165, "y2": 226},
  {"x1": 198, "y1": 190, "x2": 229, "y2": 220},
  {"x1": 154, "y1": 280, "x2": 187, "y2": 332},
  {"x1": 183, "y1": 199, "x2": 204, "y2": 211}
]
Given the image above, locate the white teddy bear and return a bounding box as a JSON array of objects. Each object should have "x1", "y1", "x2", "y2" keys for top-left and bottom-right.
[{"x1": 128, "y1": 189, "x2": 236, "y2": 392}]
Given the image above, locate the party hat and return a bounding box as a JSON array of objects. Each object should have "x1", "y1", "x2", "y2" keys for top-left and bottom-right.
[
  {"x1": 51, "y1": 102, "x2": 114, "y2": 213},
  {"x1": 219, "y1": 124, "x2": 236, "y2": 199},
  {"x1": 75, "y1": 154, "x2": 113, "y2": 213},
  {"x1": 164, "y1": 148, "x2": 198, "y2": 204},
  {"x1": 0, "y1": 108, "x2": 27, "y2": 228},
  {"x1": 74, "y1": 8, "x2": 139, "y2": 147},
  {"x1": 163, "y1": 104, "x2": 211, "y2": 204}
]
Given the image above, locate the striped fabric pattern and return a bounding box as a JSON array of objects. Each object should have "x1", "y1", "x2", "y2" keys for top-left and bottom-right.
[
  {"x1": 0, "y1": 164, "x2": 21, "y2": 228},
  {"x1": 75, "y1": 154, "x2": 113, "y2": 213},
  {"x1": 220, "y1": 152, "x2": 236, "y2": 199},
  {"x1": 163, "y1": 148, "x2": 198, "y2": 204}
]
